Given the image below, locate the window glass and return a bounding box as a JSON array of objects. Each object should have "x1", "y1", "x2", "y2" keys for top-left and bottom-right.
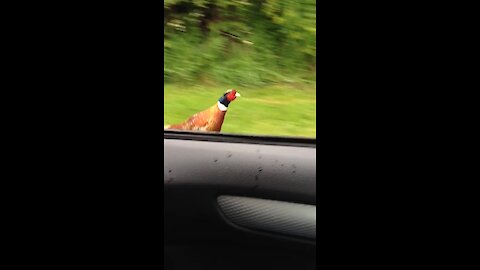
[{"x1": 164, "y1": 0, "x2": 316, "y2": 138}]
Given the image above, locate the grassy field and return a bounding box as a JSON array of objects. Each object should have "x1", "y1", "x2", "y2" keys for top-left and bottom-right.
[{"x1": 164, "y1": 84, "x2": 316, "y2": 138}]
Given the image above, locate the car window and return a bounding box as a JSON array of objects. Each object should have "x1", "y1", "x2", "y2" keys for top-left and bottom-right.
[{"x1": 164, "y1": 0, "x2": 316, "y2": 138}]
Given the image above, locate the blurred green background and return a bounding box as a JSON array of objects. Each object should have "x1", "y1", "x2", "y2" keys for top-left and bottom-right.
[{"x1": 164, "y1": 0, "x2": 316, "y2": 138}]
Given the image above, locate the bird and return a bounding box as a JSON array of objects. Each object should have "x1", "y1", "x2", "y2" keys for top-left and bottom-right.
[{"x1": 164, "y1": 89, "x2": 241, "y2": 132}]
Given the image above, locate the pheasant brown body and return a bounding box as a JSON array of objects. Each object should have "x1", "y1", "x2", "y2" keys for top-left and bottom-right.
[
  {"x1": 166, "y1": 103, "x2": 227, "y2": 132},
  {"x1": 165, "y1": 89, "x2": 240, "y2": 132}
]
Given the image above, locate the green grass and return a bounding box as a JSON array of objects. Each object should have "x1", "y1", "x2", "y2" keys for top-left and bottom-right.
[{"x1": 164, "y1": 83, "x2": 316, "y2": 138}]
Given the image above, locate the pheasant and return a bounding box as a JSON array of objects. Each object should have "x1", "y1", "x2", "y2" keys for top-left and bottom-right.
[{"x1": 164, "y1": 89, "x2": 241, "y2": 132}]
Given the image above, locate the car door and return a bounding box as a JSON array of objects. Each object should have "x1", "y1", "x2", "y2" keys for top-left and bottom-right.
[{"x1": 164, "y1": 130, "x2": 316, "y2": 270}]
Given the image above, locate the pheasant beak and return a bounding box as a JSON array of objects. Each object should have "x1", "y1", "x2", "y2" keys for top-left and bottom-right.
[{"x1": 235, "y1": 92, "x2": 241, "y2": 98}]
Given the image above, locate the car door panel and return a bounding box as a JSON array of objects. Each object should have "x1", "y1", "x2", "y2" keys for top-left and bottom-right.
[
  {"x1": 164, "y1": 137, "x2": 316, "y2": 204},
  {"x1": 164, "y1": 131, "x2": 316, "y2": 269}
]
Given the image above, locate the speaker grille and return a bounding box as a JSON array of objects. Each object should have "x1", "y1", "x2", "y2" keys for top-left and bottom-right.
[{"x1": 218, "y1": 196, "x2": 316, "y2": 240}]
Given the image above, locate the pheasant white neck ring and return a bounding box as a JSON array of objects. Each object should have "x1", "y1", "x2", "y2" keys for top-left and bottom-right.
[{"x1": 217, "y1": 101, "x2": 228, "y2": 112}]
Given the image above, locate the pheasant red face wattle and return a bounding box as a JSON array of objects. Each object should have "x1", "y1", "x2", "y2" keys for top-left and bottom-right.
[{"x1": 226, "y1": 89, "x2": 240, "y2": 101}]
